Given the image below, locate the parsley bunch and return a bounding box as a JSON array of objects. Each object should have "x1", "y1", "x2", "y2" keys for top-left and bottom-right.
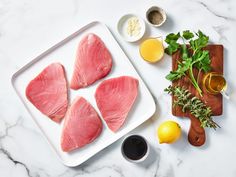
[{"x1": 165, "y1": 30, "x2": 211, "y2": 96}]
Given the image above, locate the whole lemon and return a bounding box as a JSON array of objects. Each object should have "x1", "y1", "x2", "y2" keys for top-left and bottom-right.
[{"x1": 157, "y1": 121, "x2": 181, "y2": 144}]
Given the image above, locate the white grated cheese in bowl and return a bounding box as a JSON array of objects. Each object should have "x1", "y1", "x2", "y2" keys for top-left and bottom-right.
[{"x1": 126, "y1": 17, "x2": 141, "y2": 37}]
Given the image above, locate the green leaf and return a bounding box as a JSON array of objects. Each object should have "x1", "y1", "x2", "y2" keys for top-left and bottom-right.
[
  {"x1": 196, "y1": 30, "x2": 205, "y2": 38},
  {"x1": 190, "y1": 30, "x2": 209, "y2": 51},
  {"x1": 165, "y1": 71, "x2": 181, "y2": 81},
  {"x1": 183, "y1": 30, "x2": 194, "y2": 40},
  {"x1": 164, "y1": 40, "x2": 179, "y2": 55},
  {"x1": 181, "y1": 44, "x2": 188, "y2": 60},
  {"x1": 165, "y1": 32, "x2": 180, "y2": 44},
  {"x1": 165, "y1": 58, "x2": 192, "y2": 81},
  {"x1": 193, "y1": 50, "x2": 211, "y2": 72},
  {"x1": 189, "y1": 39, "x2": 196, "y2": 50}
]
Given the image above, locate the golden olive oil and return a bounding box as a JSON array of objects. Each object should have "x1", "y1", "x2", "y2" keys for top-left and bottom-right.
[{"x1": 203, "y1": 72, "x2": 227, "y2": 94}]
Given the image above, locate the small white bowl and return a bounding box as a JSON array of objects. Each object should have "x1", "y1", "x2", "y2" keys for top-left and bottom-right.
[
  {"x1": 117, "y1": 14, "x2": 146, "y2": 42},
  {"x1": 146, "y1": 6, "x2": 167, "y2": 27}
]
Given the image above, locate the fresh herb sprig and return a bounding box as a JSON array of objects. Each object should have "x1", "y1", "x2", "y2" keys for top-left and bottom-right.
[
  {"x1": 165, "y1": 30, "x2": 211, "y2": 96},
  {"x1": 165, "y1": 85, "x2": 220, "y2": 129}
]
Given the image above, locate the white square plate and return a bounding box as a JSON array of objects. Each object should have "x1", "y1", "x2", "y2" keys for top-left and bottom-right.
[{"x1": 11, "y1": 21, "x2": 156, "y2": 166}]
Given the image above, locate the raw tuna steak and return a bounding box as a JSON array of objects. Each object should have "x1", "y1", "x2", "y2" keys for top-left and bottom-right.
[
  {"x1": 70, "y1": 33, "x2": 112, "y2": 90},
  {"x1": 61, "y1": 96, "x2": 103, "y2": 152},
  {"x1": 26, "y1": 63, "x2": 68, "y2": 123},
  {"x1": 95, "y1": 76, "x2": 139, "y2": 132}
]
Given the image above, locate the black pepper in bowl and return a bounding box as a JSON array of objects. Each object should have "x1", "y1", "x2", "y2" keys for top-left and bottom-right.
[
  {"x1": 146, "y1": 6, "x2": 167, "y2": 27},
  {"x1": 148, "y1": 10, "x2": 163, "y2": 25}
]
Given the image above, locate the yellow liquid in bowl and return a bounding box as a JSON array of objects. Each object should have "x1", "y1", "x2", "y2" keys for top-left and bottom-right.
[
  {"x1": 203, "y1": 72, "x2": 227, "y2": 94},
  {"x1": 140, "y1": 38, "x2": 164, "y2": 63}
]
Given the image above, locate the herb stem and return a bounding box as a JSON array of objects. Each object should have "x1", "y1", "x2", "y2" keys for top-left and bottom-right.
[
  {"x1": 197, "y1": 68, "x2": 202, "y2": 85},
  {"x1": 188, "y1": 65, "x2": 203, "y2": 96}
]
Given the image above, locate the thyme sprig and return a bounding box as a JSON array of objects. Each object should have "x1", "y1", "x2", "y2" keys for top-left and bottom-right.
[{"x1": 165, "y1": 85, "x2": 220, "y2": 129}]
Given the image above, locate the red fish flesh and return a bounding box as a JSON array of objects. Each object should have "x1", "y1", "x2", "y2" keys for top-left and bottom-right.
[
  {"x1": 70, "y1": 33, "x2": 112, "y2": 90},
  {"x1": 95, "y1": 76, "x2": 139, "y2": 132},
  {"x1": 61, "y1": 96, "x2": 103, "y2": 152},
  {"x1": 25, "y1": 63, "x2": 68, "y2": 123}
]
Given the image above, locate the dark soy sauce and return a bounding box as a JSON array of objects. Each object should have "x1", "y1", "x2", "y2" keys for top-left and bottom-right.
[{"x1": 122, "y1": 135, "x2": 148, "y2": 160}]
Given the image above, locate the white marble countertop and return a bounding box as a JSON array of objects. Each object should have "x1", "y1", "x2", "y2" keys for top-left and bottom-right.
[{"x1": 1, "y1": 0, "x2": 236, "y2": 176}]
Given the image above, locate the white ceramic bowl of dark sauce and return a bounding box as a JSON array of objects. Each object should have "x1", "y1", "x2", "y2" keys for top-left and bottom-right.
[{"x1": 121, "y1": 134, "x2": 149, "y2": 163}]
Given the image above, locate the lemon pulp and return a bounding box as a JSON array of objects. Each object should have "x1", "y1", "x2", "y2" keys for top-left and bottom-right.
[
  {"x1": 157, "y1": 121, "x2": 181, "y2": 144},
  {"x1": 140, "y1": 38, "x2": 164, "y2": 63}
]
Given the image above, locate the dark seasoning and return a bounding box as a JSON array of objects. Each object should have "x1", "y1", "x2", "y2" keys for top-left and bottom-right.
[
  {"x1": 122, "y1": 135, "x2": 148, "y2": 160},
  {"x1": 148, "y1": 10, "x2": 164, "y2": 25}
]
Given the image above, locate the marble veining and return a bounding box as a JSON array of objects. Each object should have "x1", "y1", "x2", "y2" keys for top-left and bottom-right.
[
  {"x1": 0, "y1": 117, "x2": 32, "y2": 177},
  {"x1": 196, "y1": 1, "x2": 235, "y2": 21},
  {"x1": 212, "y1": 25, "x2": 229, "y2": 43},
  {"x1": 1, "y1": 0, "x2": 236, "y2": 177}
]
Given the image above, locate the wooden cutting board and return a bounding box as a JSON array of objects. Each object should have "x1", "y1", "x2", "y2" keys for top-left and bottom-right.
[{"x1": 172, "y1": 45, "x2": 223, "y2": 146}]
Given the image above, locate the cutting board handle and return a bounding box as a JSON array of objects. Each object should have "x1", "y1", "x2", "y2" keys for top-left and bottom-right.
[{"x1": 188, "y1": 114, "x2": 206, "y2": 146}]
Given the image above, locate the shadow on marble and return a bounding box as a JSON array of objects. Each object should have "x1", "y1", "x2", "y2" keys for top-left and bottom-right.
[
  {"x1": 169, "y1": 130, "x2": 189, "y2": 151},
  {"x1": 151, "y1": 52, "x2": 171, "y2": 69},
  {"x1": 156, "y1": 14, "x2": 175, "y2": 33},
  {"x1": 136, "y1": 143, "x2": 160, "y2": 169},
  {"x1": 226, "y1": 80, "x2": 236, "y2": 103},
  {"x1": 223, "y1": 48, "x2": 236, "y2": 104},
  {"x1": 224, "y1": 47, "x2": 229, "y2": 78},
  {"x1": 170, "y1": 126, "x2": 211, "y2": 150}
]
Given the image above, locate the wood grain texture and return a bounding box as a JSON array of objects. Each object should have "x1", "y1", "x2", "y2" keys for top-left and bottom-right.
[{"x1": 171, "y1": 44, "x2": 223, "y2": 146}]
